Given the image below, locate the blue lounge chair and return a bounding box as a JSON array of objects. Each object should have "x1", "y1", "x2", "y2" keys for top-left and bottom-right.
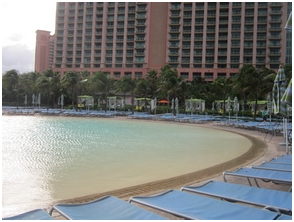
[
  {"x1": 129, "y1": 190, "x2": 286, "y2": 220},
  {"x1": 181, "y1": 180, "x2": 292, "y2": 215},
  {"x1": 270, "y1": 157, "x2": 292, "y2": 165},
  {"x1": 252, "y1": 162, "x2": 292, "y2": 172},
  {"x1": 49, "y1": 195, "x2": 166, "y2": 220},
  {"x1": 279, "y1": 155, "x2": 292, "y2": 159},
  {"x1": 223, "y1": 168, "x2": 292, "y2": 187},
  {"x1": 3, "y1": 209, "x2": 53, "y2": 220}
]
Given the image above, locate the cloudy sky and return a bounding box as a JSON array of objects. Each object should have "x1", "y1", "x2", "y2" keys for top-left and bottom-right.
[{"x1": 2, "y1": 1, "x2": 56, "y2": 74}]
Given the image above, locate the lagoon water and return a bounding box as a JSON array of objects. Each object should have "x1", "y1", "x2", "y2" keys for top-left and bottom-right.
[{"x1": 2, "y1": 115, "x2": 251, "y2": 217}]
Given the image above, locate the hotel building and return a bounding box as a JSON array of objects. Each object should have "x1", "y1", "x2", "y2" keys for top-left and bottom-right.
[{"x1": 35, "y1": 2, "x2": 292, "y2": 81}]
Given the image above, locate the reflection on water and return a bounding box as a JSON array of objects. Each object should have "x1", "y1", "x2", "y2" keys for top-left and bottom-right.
[{"x1": 2, "y1": 116, "x2": 251, "y2": 216}]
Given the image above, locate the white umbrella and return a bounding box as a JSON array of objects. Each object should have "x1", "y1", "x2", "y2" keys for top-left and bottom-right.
[
  {"x1": 61, "y1": 94, "x2": 64, "y2": 109},
  {"x1": 281, "y1": 79, "x2": 292, "y2": 107},
  {"x1": 217, "y1": 102, "x2": 220, "y2": 112},
  {"x1": 267, "y1": 94, "x2": 272, "y2": 122},
  {"x1": 227, "y1": 96, "x2": 231, "y2": 121},
  {"x1": 38, "y1": 93, "x2": 41, "y2": 108},
  {"x1": 171, "y1": 98, "x2": 174, "y2": 110},
  {"x1": 233, "y1": 96, "x2": 239, "y2": 112},
  {"x1": 24, "y1": 95, "x2": 27, "y2": 106},
  {"x1": 154, "y1": 97, "x2": 157, "y2": 115},
  {"x1": 121, "y1": 98, "x2": 125, "y2": 109},
  {"x1": 32, "y1": 94, "x2": 35, "y2": 106},
  {"x1": 227, "y1": 97, "x2": 231, "y2": 112},
  {"x1": 272, "y1": 66, "x2": 287, "y2": 116},
  {"x1": 175, "y1": 97, "x2": 179, "y2": 115},
  {"x1": 234, "y1": 96, "x2": 239, "y2": 120},
  {"x1": 212, "y1": 102, "x2": 215, "y2": 111},
  {"x1": 285, "y1": 11, "x2": 292, "y2": 31},
  {"x1": 190, "y1": 98, "x2": 193, "y2": 115}
]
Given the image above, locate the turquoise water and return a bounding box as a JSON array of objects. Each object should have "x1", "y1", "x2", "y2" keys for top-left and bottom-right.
[{"x1": 2, "y1": 115, "x2": 251, "y2": 217}]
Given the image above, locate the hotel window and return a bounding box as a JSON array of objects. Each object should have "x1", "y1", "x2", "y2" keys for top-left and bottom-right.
[
  {"x1": 137, "y1": 12, "x2": 146, "y2": 18},
  {"x1": 180, "y1": 72, "x2": 189, "y2": 79},
  {"x1": 204, "y1": 73, "x2": 213, "y2": 79},
  {"x1": 269, "y1": 40, "x2": 280, "y2": 46},
  {"x1": 244, "y1": 41, "x2": 253, "y2": 47},
  {"x1": 135, "y1": 72, "x2": 142, "y2": 78},
  {"x1": 257, "y1": 49, "x2": 266, "y2": 55},
  {"x1": 232, "y1": 24, "x2": 241, "y2": 30},
  {"x1": 257, "y1": 41, "x2": 266, "y2": 47},
  {"x1": 194, "y1": 49, "x2": 202, "y2": 55},
  {"x1": 230, "y1": 57, "x2": 240, "y2": 63},
  {"x1": 218, "y1": 73, "x2": 226, "y2": 78},
  {"x1": 231, "y1": 32, "x2": 240, "y2": 38},
  {"x1": 193, "y1": 72, "x2": 201, "y2": 79},
  {"x1": 231, "y1": 48, "x2": 240, "y2": 54},
  {"x1": 114, "y1": 72, "x2": 121, "y2": 78}
]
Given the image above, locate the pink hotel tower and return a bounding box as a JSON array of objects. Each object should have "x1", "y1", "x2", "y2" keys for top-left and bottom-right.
[{"x1": 35, "y1": 2, "x2": 292, "y2": 81}]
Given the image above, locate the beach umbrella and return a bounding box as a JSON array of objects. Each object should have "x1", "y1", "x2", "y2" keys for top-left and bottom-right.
[
  {"x1": 198, "y1": 99, "x2": 202, "y2": 112},
  {"x1": 190, "y1": 98, "x2": 193, "y2": 115},
  {"x1": 121, "y1": 98, "x2": 124, "y2": 109},
  {"x1": 272, "y1": 65, "x2": 287, "y2": 116},
  {"x1": 227, "y1": 96, "x2": 231, "y2": 121},
  {"x1": 233, "y1": 96, "x2": 239, "y2": 112},
  {"x1": 37, "y1": 93, "x2": 41, "y2": 108},
  {"x1": 212, "y1": 102, "x2": 215, "y2": 111},
  {"x1": 227, "y1": 96, "x2": 231, "y2": 112},
  {"x1": 171, "y1": 98, "x2": 174, "y2": 110},
  {"x1": 24, "y1": 95, "x2": 27, "y2": 106},
  {"x1": 216, "y1": 102, "x2": 220, "y2": 112},
  {"x1": 61, "y1": 94, "x2": 64, "y2": 109},
  {"x1": 285, "y1": 11, "x2": 292, "y2": 31},
  {"x1": 175, "y1": 97, "x2": 179, "y2": 115},
  {"x1": 32, "y1": 94, "x2": 35, "y2": 106},
  {"x1": 97, "y1": 98, "x2": 100, "y2": 110},
  {"x1": 281, "y1": 79, "x2": 292, "y2": 106},
  {"x1": 267, "y1": 94, "x2": 272, "y2": 123},
  {"x1": 154, "y1": 97, "x2": 157, "y2": 114}
]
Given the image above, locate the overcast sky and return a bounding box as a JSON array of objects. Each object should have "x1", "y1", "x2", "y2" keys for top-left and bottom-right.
[{"x1": 2, "y1": 1, "x2": 56, "y2": 74}]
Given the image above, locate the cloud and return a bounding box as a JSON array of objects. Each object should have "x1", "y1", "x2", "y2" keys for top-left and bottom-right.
[
  {"x1": 8, "y1": 33, "x2": 23, "y2": 43},
  {"x1": 2, "y1": 44, "x2": 35, "y2": 74}
]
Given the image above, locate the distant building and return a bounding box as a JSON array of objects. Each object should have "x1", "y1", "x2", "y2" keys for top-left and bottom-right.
[{"x1": 35, "y1": 2, "x2": 292, "y2": 80}]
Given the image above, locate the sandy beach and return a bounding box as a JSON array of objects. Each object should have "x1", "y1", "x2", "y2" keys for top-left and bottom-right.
[{"x1": 49, "y1": 117, "x2": 291, "y2": 219}]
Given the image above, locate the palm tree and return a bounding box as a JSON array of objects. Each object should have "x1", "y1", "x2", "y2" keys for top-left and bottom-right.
[
  {"x1": 3, "y1": 69, "x2": 21, "y2": 108},
  {"x1": 212, "y1": 77, "x2": 232, "y2": 117},
  {"x1": 145, "y1": 70, "x2": 159, "y2": 99},
  {"x1": 233, "y1": 65, "x2": 274, "y2": 120},
  {"x1": 135, "y1": 78, "x2": 149, "y2": 112},
  {"x1": 120, "y1": 76, "x2": 137, "y2": 114},
  {"x1": 159, "y1": 65, "x2": 185, "y2": 115},
  {"x1": 36, "y1": 74, "x2": 52, "y2": 109},
  {"x1": 115, "y1": 76, "x2": 132, "y2": 111},
  {"x1": 89, "y1": 71, "x2": 114, "y2": 111},
  {"x1": 62, "y1": 70, "x2": 80, "y2": 107}
]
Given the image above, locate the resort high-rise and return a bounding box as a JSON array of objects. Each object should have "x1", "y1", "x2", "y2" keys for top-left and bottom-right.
[{"x1": 35, "y1": 2, "x2": 292, "y2": 81}]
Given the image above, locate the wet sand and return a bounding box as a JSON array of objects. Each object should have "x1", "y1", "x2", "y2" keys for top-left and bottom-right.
[{"x1": 48, "y1": 118, "x2": 291, "y2": 219}]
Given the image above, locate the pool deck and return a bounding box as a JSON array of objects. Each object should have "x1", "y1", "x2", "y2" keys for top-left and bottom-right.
[{"x1": 49, "y1": 120, "x2": 292, "y2": 220}]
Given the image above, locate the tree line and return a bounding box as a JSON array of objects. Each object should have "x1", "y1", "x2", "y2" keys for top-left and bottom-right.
[{"x1": 2, "y1": 64, "x2": 292, "y2": 120}]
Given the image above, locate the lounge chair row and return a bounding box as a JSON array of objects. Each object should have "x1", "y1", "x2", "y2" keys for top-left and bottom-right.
[
  {"x1": 215, "y1": 119, "x2": 292, "y2": 135},
  {"x1": 4, "y1": 179, "x2": 291, "y2": 220},
  {"x1": 4, "y1": 155, "x2": 291, "y2": 220}
]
